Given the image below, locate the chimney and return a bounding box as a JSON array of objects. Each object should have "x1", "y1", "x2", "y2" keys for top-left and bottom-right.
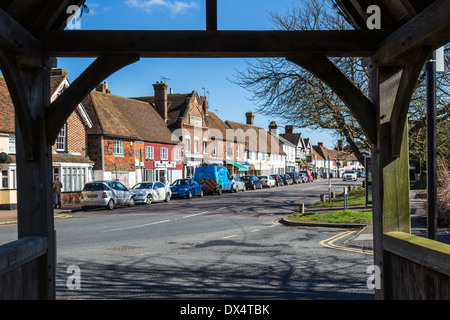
[
  {"x1": 285, "y1": 125, "x2": 293, "y2": 134},
  {"x1": 96, "y1": 81, "x2": 111, "y2": 94},
  {"x1": 50, "y1": 68, "x2": 67, "y2": 77},
  {"x1": 153, "y1": 81, "x2": 168, "y2": 121},
  {"x1": 318, "y1": 142, "x2": 324, "y2": 148},
  {"x1": 201, "y1": 96, "x2": 209, "y2": 115},
  {"x1": 246, "y1": 112, "x2": 255, "y2": 125},
  {"x1": 268, "y1": 121, "x2": 279, "y2": 136}
]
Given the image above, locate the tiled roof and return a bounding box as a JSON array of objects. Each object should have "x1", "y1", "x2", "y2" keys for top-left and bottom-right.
[
  {"x1": 205, "y1": 111, "x2": 243, "y2": 142},
  {"x1": 132, "y1": 93, "x2": 193, "y2": 128},
  {"x1": 0, "y1": 76, "x2": 15, "y2": 134},
  {"x1": 225, "y1": 120, "x2": 285, "y2": 155},
  {"x1": 52, "y1": 153, "x2": 94, "y2": 164},
  {"x1": 84, "y1": 91, "x2": 179, "y2": 145}
]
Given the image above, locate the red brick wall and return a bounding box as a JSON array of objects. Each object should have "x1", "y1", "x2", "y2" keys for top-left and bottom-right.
[
  {"x1": 51, "y1": 109, "x2": 87, "y2": 156},
  {"x1": 103, "y1": 138, "x2": 135, "y2": 172}
]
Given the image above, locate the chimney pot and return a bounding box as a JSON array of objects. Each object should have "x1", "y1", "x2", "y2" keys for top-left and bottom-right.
[
  {"x1": 285, "y1": 125, "x2": 293, "y2": 134},
  {"x1": 245, "y1": 112, "x2": 255, "y2": 125}
]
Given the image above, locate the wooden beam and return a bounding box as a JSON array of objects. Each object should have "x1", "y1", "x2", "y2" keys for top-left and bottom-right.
[
  {"x1": 0, "y1": 8, "x2": 44, "y2": 67},
  {"x1": 35, "y1": 30, "x2": 390, "y2": 58},
  {"x1": 287, "y1": 54, "x2": 376, "y2": 144},
  {"x1": 389, "y1": 48, "x2": 430, "y2": 157},
  {"x1": 0, "y1": 50, "x2": 37, "y2": 160},
  {"x1": 46, "y1": 55, "x2": 139, "y2": 145},
  {"x1": 372, "y1": 0, "x2": 450, "y2": 67},
  {"x1": 206, "y1": 0, "x2": 217, "y2": 31}
]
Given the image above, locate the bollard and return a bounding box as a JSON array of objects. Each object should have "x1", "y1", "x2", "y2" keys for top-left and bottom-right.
[
  {"x1": 320, "y1": 194, "x2": 326, "y2": 202},
  {"x1": 299, "y1": 203, "x2": 305, "y2": 214}
]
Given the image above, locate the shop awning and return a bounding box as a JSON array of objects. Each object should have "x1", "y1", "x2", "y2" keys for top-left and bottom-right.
[{"x1": 226, "y1": 160, "x2": 248, "y2": 171}]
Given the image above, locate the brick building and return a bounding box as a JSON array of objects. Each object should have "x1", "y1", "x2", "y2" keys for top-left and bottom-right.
[
  {"x1": 133, "y1": 81, "x2": 247, "y2": 178},
  {"x1": 0, "y1": 69, "x2": 94, "y2": 209},
  {"x1": 83, "y1": 82, "x2": 182, "y2": 187}
]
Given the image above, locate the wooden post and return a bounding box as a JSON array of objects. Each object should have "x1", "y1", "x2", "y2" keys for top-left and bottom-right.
[{"x1": 299, "y1": 203, "x2": 305, "y2": 213}]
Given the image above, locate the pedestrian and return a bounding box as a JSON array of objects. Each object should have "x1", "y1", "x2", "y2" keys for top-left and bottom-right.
[{"x1": 53, "y1": 176, "x2": 63, "y2": 209}]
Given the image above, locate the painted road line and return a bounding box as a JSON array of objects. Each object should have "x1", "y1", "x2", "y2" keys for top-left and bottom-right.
[
  {"x1": 103, "y1": 219, "x2": 171, "y2": 233},
  {"x1": 251, "y1": 229, "x2": 260, "y2": 233},
  {"x1": 223, "y1": 234, "x2": 237, "y2": 239},
  {"x1": 183, "y1": 211, "x2": 209, "y2": 219},
  {"x1": 320, "y1": 230, "x2": 374, "y2": 256}
]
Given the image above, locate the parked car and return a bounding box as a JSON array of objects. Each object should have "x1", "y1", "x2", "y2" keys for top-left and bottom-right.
[
  {"x1": 270, "y1": 174, "x2": 284, "y2": 186},
  {"x1": 240, "y1": 175, "x2": 263, "y2": 190},
  {"x1": 282, "y1": 174, "x2": 293, "y2": 185},
  {"x1": 194, "y1": 165, "x2": 233, "y2": 195},
  {"x1": 299, "y1": 172, "x2": 309, "y2": 183},
  {"x1": 232, "y1": 176, "x2": 246, "y2": 192},
  {"x1": 170, "y1": 179, "x2": 203, "y2": 199},
  {"x1": 80, "y1": 180, "x2": 135, "y2": 210},
  {"x1": 287, "y1": 172, "x2": 300, "y2": 184},
  {"x1": 130, "y1": 181, "x2": 171, "y2": 204},
  {"x1": 258, "y1": 175, "x2": 276, "y2": 188},
  {"x1": 299, "y1": 170, "x2": 313, "y2": 182},
  {"x1": 343, "y1": 170, "x2": 357, "y2": 181}
]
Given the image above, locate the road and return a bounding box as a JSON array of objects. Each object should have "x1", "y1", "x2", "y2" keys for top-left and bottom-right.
[{"x1": 0, "y1": 178, "x2": 375, "y2": 300}]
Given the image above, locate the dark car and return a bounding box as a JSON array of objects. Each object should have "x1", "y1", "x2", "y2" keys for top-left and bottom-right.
[
  {"x1": 240, "y1": 175, "x2": 263, "y2": 190},
  {"x1": 170, "y1": 179, "x2": 203, "y2": 199},
  {"x1": 287, "y1": 172, "x2": 300, "y2": 184},
  {"x1": 270, "y1": 174, "x2": 284, "y2": 186},
  {"x1": 282, "y1": 174, "x2": 293, "y2": 185}
]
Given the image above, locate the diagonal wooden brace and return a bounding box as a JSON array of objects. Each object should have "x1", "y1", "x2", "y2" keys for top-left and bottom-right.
[{"x1": 46, "y1": 54, "x2": 139, "y2": 145}]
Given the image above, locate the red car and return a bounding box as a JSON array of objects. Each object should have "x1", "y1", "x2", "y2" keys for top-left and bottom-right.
[{"x1": 299, "y1": 170, "x2": 313, "y2": 182}]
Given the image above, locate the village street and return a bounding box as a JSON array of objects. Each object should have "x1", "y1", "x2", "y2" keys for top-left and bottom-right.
[{"x1": 0, "y1": 179, "x2": 375, "y2": 300}]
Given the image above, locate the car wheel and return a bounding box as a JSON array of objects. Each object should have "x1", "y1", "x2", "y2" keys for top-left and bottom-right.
[
  {"x1": 145, "y1": 195, "x2": 152, "y2": 204},
  {"x1": 199, "y1": 189, "x2": 204, "y2": 197},
  {"x1": 82, "y1": 206, "x2": 88, "y2": 211},
  {"x1": 187, "y1": 190, "x2": 192, "y2": 199},
  {"x1": 165, "y1": 193, "x2": 171, "y2": 202},
  {"x1": 128, "y1": 197, "x2": 135, "y2": 207},
  {"x1": 253, "y1": 184, "x2": 256, "y2": 190},
  {"x1": 217, "y1": 187, "x2": 222, "y2": 195},
  {"x1": 106, "y1": 199, "x2": 115, "y2": 210}
]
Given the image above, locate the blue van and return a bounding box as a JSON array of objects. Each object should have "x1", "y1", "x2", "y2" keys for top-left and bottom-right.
[{"x1": 194, "y1": 165, "x2": 233, "y2": 195}]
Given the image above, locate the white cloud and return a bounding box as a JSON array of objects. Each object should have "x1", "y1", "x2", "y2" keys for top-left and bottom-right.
[{"x1": 125, "y1": 0, "x2": 199, "y2": 15}]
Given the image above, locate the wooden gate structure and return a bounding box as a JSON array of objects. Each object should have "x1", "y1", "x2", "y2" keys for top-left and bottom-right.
[{"x1": 0, "y1": 0, "x2": 448, "y2": 299}]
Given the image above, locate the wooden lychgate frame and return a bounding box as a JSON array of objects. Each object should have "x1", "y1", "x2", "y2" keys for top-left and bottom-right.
[{"x1": 0, "y1": 0, "x2": 449, "y2": 299}]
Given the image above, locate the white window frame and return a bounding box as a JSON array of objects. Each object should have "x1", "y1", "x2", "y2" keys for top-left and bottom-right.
[
  {"x1": 113, "y1": 140, "x2": 124, "y2": 156},
  {"x1": 174, "y1": 148, "x2": 182, "y2": 161},
  {"x1": 56, "y1": 124, "x2": 67, "y2": 152},
  {"x1": 161, "y1": 147, "x2": 168, "y2": 160},
  {"x1": 145, "y1": 146, "x2": 154, "y2": 160},
  {"x1": 236, "y1": 144, "x2": 240, "y2": 160},
  {"x1": 213, "y1": 141, "x2": 217, "y2": 158},
  {"x1": 8, "y1": 133, "x2": 16, "y2": 154},
  {"x1": 185, "y1": 136, "x2": 191, "y2": 153},
  {"x1": 194, "y1": 137, "x2": 199, "y2": 154},
  {"x1": 202, "y1": 139, "x2": 207, "y2": 154}
]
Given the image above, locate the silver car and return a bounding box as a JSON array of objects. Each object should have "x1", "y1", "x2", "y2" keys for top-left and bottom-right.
[
  {"x1": 130, "y1": 181, "x2": 171, "y2": 204},
  {"x1": 81, "y1": 180, "x2": 135, "y2": 210},
  {"x1": 232, "y1": 176, "x2": 246, "y2": 192},
  {"x1": 258, "y1": 175, "x2": 276, "y2": 188},
  {"x1": 343, "y1": 170, "x2": 357, "y2": 181}
]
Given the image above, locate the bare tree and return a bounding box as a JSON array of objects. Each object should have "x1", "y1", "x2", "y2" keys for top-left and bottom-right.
[{"x1": 232, "y1": 0, "x2": 371, "y2": 164}]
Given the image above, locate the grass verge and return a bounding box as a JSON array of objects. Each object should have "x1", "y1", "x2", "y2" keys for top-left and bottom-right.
[
  {"x1": 309, "y1": 195, "x2": 366, "y2": 208},
  {"x1": 287, "y1": 210, "x2": 373, "y2": 224}
]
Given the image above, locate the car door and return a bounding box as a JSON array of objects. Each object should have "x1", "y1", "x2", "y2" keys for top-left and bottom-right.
[
  {"x1": 108, "y1": 182, "x2": 122, "y2": 204},
  {"x1": 154, "y1": 182, "x2": 165, "y2": 201},
  {"x1": 114, "y1": 181, "x2": 128, "y2": 205},
  {"x1": 191, "y1": 180, "x2": 199, "y2": 195}
]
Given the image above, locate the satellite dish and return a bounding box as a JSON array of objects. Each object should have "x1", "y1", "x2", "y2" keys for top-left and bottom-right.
[{"x1": 0, "y1": 152, "x2": 8, "y2": 163}]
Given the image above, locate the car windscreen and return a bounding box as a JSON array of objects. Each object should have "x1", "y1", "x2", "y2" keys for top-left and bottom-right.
[
  {"x1": 240, "y1": 176, "x2": 251, "y2": 181},
  {"x1": 172, "y1": 179, "x2": 190, "y2": 186},
  {"x1": 83, "y1": 183, "x2": 109, "y2": 191},
  {"x1": 132, "y1": 183, "x2": 153, "y2": 189}
]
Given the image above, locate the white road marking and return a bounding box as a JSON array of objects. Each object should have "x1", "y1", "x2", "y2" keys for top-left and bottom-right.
[
  {"x1": 183, "y1": 211, "x2": 209, "y2": 219},
  {"x1": 103, "y1": 219, "x2": 171, "y2": 232},
  {"x1": 223, "y1": 234, "x2": 237, "y2": 239},
  {"x1": 251, "y1": 229, "x2": 260, "y2": 233}
]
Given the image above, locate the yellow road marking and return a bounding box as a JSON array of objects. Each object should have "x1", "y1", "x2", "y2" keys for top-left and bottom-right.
[{"x1": 320, "y1": 230, "x2": 374, "y2": 255}]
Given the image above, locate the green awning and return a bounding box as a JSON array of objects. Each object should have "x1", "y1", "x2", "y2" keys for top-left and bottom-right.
[{"x1": 225, "y1": 160, "x2": 248, "y2": 171}]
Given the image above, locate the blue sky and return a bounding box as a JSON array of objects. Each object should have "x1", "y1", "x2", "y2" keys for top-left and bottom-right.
[{"x1": 58, "y1": 0, "x2": 337, "y2": 148}]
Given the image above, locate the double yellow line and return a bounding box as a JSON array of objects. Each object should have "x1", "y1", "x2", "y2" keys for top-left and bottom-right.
[{"x1": 320, "y1": 230, "x2": 374, "y2": 255}]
